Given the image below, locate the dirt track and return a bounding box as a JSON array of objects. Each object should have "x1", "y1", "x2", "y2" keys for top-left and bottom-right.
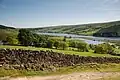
[{"x1": 6, "y1": 72, "x2": 120, "y2": 80}]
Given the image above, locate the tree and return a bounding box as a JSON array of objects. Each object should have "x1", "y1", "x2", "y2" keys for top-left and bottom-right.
[
  {"x1": 54, "y1": 41, "x2": 60, "y2": 49},
  {"x1": 0, "y1": 31, "x2": 8, "y2": 41},
  {"x1": 94, "y1": 45, "x2": 103, "y2": 54},
  {"x1": 76, "y1": 42, "x2": 88, "y2": 52},
  {"x1": 94, "y1": 43, "x2": 114, "y2": 54},
  {"x1": 18, "y1": 29, "x2": 49, "y2": 47},
  {"x1": 69, "y1": 40, "x2": 77, "y2": 48},
  {"x1": 59, "y1": 41, "x2": 68, "y2": 50},
  {"x1": 18, "y1": 29, "x2": 33, "y2": 46},
  {"x1": 63, "y1": 36, "x2": 67, "y2": 42},
  {"x1": 89, "y1": 44, "x2": 96, "y2": 50},
  {"x1": 6, "y1": 36, "x2": 18, "y2": 45},
  {"x1": 46, "y1": 39, "x2": 54, "y2": 48}
]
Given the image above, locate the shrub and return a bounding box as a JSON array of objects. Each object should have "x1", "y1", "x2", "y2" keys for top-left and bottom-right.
[
  {"x1": 76, "y1": 42, "x2": 89, "y2": 52},
  {"x1": 94, "y1": 43, "x2": 114, "y2": 54},
  {"x1": 6, "y1": 35, "x2": 19, "y2": 45},
  {"x1": 69, "y1": 40, "x2": 77, "y2": 48},
  {"x1": 89, "y1": 44, "x2": 96, "y2": 50},
  {"x1": 46, "y1": 40, "x2": 54, "y2": 48},
  {"x1": 54, "y1": 41, "x2": 60, "y2": 49},
  {"x1": 59, "y1": 41, "x2": 68, "y2": 50}
]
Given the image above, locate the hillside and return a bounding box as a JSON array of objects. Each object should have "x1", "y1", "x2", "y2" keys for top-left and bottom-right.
[
  {"x1": 0, "y1": 25, "x2": 18, "y2": 41},
  {"x1": 1, "y1": 20, "x2": 120, "y2": 37},
  {"x1": 0, "y1": 25, "x2": 15, "y2": 29},
  {"x1": 29, "y1": 20, "x2": 120, "y2": 36},
  {"x1": 93, "y1": 25, "x2": 120, "y2": 37}
]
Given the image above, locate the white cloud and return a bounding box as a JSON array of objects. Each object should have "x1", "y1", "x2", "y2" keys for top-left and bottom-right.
[
  {"x1": 113, "y1": 0, "x2": 120, "y2": 3},
  {"x1": 104, "y1": 0, "x2": 120, "y2": 3}
]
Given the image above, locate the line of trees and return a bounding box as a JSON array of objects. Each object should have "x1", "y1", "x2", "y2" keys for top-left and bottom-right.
[
  {"x1": 1, "y1": 29, "x2": 115, "y2": 54},
  {"x1": 69, "y1": 40, "x2": 89, "y2": 52},
  {"x1": 0, "y1": 30, "x2": 18, "y2": 45},
  {"x1": 94, "y1": 43, "x2": 114, "y2": 54},
  {"x1": 18, "y1": 29, "x2": 49, "y2": 47},
  {"x1": 17, "y1": 29, "x2": 89, "y2": 51},
  {"x1": 17, "y1": 29, "x2": 115, "y2": 54}
]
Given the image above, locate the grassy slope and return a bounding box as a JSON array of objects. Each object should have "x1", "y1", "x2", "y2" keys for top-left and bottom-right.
[
  {"x1": 0, "y1": 63, "x2": 120, "y2": 77},
  {"x1": 0, "y1": 29, "x2": 18, "y2": 36},
  {"x1": 1, "y1": 21, "x2": 120, "y2": 36},
  {"x1": 0, "y1": 25, "x2": 18, "y2": 40},
  {"x1": 0, "y1": 25, "x2": 15, "y2": 29},
  {"x1": 29, "y1": 21, "x2": 120, "y2": 36},
  {"x1": 96, "y1": 25, "x2": 120, "y2": 36},
  {"x1": 0, "y1": 45, "x2": 120, "y2": 77},
  {"x1": 0, "y1": 45, "x2": 120, "y2": 58}
]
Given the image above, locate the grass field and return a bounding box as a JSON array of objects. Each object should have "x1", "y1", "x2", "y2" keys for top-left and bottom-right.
[
  {"x1": 0, "y1": 63, "x2": 120, "y2": 77},
  {"x1": 0, "y1": 45, "x2": 120, "y2": 57},
  {"x1": 0, "y1": 45, "x2": 120, "y2": 78}
]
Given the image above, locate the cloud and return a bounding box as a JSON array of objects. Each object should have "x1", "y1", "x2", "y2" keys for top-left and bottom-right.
[
  {"x1": 113, "y1": 0, "x2": 120, "y2": 3},
  {"x1": 104, "y1": 0, "x2": 120, "y2": 3}
]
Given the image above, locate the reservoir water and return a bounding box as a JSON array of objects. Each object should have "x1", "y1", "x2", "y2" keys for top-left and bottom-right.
[{"x1": 38, "y1": 33, "x2": 120, "y2": 45}]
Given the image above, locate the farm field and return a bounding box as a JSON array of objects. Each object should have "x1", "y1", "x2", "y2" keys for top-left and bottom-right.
[{"x1": 0, "y1": 45, "x2": 120, "y2": 58}]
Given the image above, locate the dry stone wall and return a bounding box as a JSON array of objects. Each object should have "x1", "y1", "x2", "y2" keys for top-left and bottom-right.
[{"x1": 0, "y1": 49, "x2": 120, "y2": 71}]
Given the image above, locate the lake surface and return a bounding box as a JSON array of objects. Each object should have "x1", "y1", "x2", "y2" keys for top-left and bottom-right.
[{"x1": 38, "y1": 33, "x2": 120, "y2": 44}]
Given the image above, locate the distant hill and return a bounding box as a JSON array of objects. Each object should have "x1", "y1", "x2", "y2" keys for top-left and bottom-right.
[
  {"x1": 29, "y1": 20, "x2": 120, "y2": 37},
  {"x1": 0, "y1": 25, "x2": 18, "y2": 41},
  {"x1": 0, "y1": 25, "x2": 15, "y2": 29},
  {"x1": 93, "y1": 24, "x2": 120, "y2": 37},
  {"x1": 1, "y1": 20, "x2": 120, "y2": 37}
]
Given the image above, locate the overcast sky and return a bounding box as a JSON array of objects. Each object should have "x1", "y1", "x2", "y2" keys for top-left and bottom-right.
[{"x1": 0, "y1": 0, "x2": 120, "y2": 28}]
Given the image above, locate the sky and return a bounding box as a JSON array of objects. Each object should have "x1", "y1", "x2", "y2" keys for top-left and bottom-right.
[{"x1": 0, "y1": 0, "x2": 120, "y2": 28}]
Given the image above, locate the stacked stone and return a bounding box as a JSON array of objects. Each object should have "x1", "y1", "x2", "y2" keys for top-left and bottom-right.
[{"x1": 0, "y1": 49, "x2": 120, "y2": 71}]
